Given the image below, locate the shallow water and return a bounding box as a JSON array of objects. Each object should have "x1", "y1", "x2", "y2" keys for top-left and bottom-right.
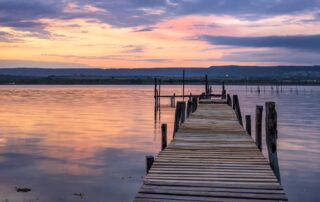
[{"x1": 0, "y1": 85, "x2": 319, "y2": 202}]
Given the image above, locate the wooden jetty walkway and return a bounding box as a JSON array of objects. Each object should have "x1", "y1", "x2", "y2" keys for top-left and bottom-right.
[{"x1": 135, "y1": 95, "x2": 287, "y2": 201}]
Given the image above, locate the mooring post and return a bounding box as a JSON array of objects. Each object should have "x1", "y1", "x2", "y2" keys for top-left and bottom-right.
[
  {"x1": 192, "y1": 97, "x2": 197, "y2": 112},
  {"x1": 187, "y1": 99, "x2": 193, "y2": 117},
  {"x1": 222, "y1": 81, "x2": 226, "y2": 99},
  {"x1": 233, "y1": 95, "x2": 243, "y2": 126},
  {"x1": 226, "y1": 94, "x2": 232, "y2": 106},
  {"x1": 265, "y1": 102, "x2": 281, "y2": 183},
  {"x1": 181, "y1": 101, "x2": 186, "y2": 123},
  {"x1": 173, "y1": 101, "x2": 184, "y2": 135},
  {"x1": 145, "y1": 155, "x2": 154, "y2": 174},
  {"x1": 182, "y1": 70, "x2": 185, "y2": 101},
  {"x1": 154, "y1": 78, "x2": 158, "y2": 107},
  {"x1": 232, "y1": 95, "x2": 236, "y2": 110},
  {"x1": 158, "y1": 79, "x2": 161, "y2": 105},
  {"x1": 161, "y1": 123, "x2": 167, "y2": 151},
  {"x1": 255, "y1": 105, "x2": 263, "y2": 151},
  {"x1": 205, "y1": 75, "x2": 208, "y2": 96},
  {"x1": 245, "y1": 115, "x2": 251, "y2": 136}
]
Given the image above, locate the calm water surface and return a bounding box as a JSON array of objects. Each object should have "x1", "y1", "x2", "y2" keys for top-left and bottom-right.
[{"x1": 0, "y1": 85, "x2": 319, "y2": 202}]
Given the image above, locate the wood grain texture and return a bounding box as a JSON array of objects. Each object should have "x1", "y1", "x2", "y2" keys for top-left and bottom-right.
[{"x1": 135, "y1": 100, "x2": 287, "y2": 201}]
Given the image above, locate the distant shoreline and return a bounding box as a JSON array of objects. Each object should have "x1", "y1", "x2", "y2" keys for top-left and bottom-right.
[{"x1": 0, "y1": 75, "x2": 319, "y2": 85}]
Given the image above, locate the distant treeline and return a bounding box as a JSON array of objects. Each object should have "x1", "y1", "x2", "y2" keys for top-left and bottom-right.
[{"x1": 0, "y1": 75, "x2": 319, "y2": 85}]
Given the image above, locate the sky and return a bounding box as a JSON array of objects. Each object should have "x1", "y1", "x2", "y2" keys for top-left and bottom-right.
[{"x1": 0, "y1": 0, "x2": 320, "y2": 68}]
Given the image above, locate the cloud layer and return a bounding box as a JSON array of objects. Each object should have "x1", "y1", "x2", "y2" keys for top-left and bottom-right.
[
  {"x1": 202, "y1": 35, "x2": 320, "y2": 53},
  {"x1": 1, "y1": 0, "x2": 320, "y2": 67}
]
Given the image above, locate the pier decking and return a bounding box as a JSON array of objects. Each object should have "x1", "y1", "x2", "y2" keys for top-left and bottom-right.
[{"x1": 135, "y1": 100, "x2": 287, "y2": 201}]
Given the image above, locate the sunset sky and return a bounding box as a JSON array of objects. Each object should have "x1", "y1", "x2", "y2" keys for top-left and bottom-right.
[{"x1": 0, "y1": 0, "x2": 320, "y2": 68}]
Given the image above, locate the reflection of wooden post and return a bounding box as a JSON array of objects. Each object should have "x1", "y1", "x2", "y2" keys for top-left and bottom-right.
[
  {"x1": 226, "y1": 94, "x2": 232, "y2": 106},
  {"x1": 245, "y1": 115, "x2": 251, "y2": 136},
  {"x1": 161, "y1": 124, "x2": 167, "y2": 151},
  {"x1": 255, "y1": 105, "x2": 263, "y2": 151},
  {"x1": 233, "y1": 95, "x2": 243, "y2": 126},
  {"x1": 154, "y1": 78, "x2": 157, "y2": 107},
  {"x1": 158, "y1": 79, "x2": 161, "y2": 105},
  {"x1": 145, "y1": 156, "x2": 154, "y2": 174},
  {"x1": 265, "y1": 102, "x2": 281, "y2": 183}
]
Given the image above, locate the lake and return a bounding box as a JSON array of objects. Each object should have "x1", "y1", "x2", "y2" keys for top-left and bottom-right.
[{"x1": 0, "y1": 85, "x2": 319, "y2": 202}]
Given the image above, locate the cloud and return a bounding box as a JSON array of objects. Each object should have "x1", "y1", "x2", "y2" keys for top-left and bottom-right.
[
  {"x1": 215, "y1": 50, "x2": 320, "y2": 65},
  {"x1": 0, "y1": 59, "x2": 92, "y2": 68},
  {"x1": 121, "y1": 45, "x2": 145, "y2": 53},
  {"x1": 172, "y1": 0, "x2": 320, "y2": 20},
  {"x1": 201, "y1": 34, "x2": 320, "y2": 52},
  {"x1": 1, "y1": 0, "x2": 320, "y2": 33},
  {"x1": 0, "y1": 31, "x2": 21, "y2": 42},
  {"x1": 133, "y1": 26, "x2": 157, "y2": 32}
]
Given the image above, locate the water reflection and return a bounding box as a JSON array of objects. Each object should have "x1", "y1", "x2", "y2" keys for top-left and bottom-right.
[{"x1": 0, "y1": 85, "x2": 319, "y2": 202}]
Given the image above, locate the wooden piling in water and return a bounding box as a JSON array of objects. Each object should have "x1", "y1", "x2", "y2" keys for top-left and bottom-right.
[
  {"x1": 233, "y1": 95, "x2": 243, "y2": 126},
  {"x1": 173, "y1": 101, "x2": 185, "y2": 135},
  {"x1": 265, "y1": 102, "x2": 281, "y2": 183},
  {"x1": 161, "y1": 123, "x2": 167, "y2": 151},
  {"x1": 170, "y1": 93, "x2": 176, "y2": 108},
  {"x1": 205, "y1": 75, "x2": 208, "y2": 96},
  {"x1": 222, "y1": 82, "x2": 226, "y2": 99},
  {"x1": 145, "y1": 156, "x2": 154, "y2": 174},
  {"x1": 245, "y1": 115, "x2": 251, "y2": 136},
  {"x1": 187, "y1": 100, "x2": 192, "y2": 118},
  {"x1": 256, "y1": 105, "x2": 263, "y2": 151},
  {"x1": 226, "y1": 94, "x2": 232, "y2": 106}
]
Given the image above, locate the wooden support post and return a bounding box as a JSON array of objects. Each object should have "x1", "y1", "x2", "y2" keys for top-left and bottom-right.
[
  {"x1": 182, "y1": 70, "x2": 185, "y2": 101},
  {"x1": 154, "y1": 78, "x2": 157, "y2": 107},
  {"x1": 265, "y1": 102, "x2": 281, "y2": 183},
  {"x1": 222, "y1": 82, "x2": 226, "y2": 99},
  {"x1": 255, "y1": 105, "x2": 263, "y2": 151},
  {"x1": 192, "y1": 97, "x2": 198, "y2": 112},
  {"x1": 161, "y1": 123, "x2": 167, "y2": 151},
  {"x1": 187, "y1": 100, "x2": 192, "y2": 117},
  {"x1": 233, "y1": 95, "x2": 243, "y2": 126},
  {"x1": 158, "y1": 79, "x2": 161, "y2": 105},
  {"x1": 181, "y1": 101, "x2": 186, "y2": 123},
  {"x1": 173, "y1": 101, "x2": 185, "y2": 135},
  {"x1": 205, "y1": 75, "x2": 208, "y2": 96},
  {"x1": 226, "y1": 94, "x2": 232, "y2": 106},
  {"x1": 232, "y1": 95, "x2": 236, "y2": 110},
  {"x1": 245, "y1": 115, "x2": 251, "y2": 136},
  {"x1": 145, "y1": 155, "x2": 154, "y2": 174}
]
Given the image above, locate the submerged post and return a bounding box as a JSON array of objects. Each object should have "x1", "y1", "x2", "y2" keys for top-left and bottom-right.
[
  {"x1": 245, "y1": 115, "x2": 251, "y2": 136},
  {"x1": 265, "y1": 102, "x2": 281, "y2": 183},
  {"x1": 233, "y1": 95, "x2": 243, "y2": 126},
  {"x1": 161, "y1": 123, "x2": 167, "y2": 151},
  {"x1": 255, "y1": 105, "x2": 263, "y2": 151},
  {"x1": 145, "y1": 156, "x2": 154, "y2": 174}
]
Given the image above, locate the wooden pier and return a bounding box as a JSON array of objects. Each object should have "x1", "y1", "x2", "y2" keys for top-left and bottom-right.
[{"x1": 135, "y1": 93, "x2": 287, "y2": 201}]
